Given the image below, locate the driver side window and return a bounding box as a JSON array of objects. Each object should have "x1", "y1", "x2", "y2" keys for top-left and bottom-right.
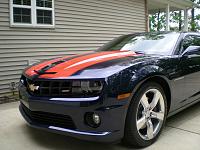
[{"x1": 181, "y1": 35, "x2": 200, "y2": 54}]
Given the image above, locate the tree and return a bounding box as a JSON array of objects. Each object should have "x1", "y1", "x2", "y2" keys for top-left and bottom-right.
[
  {"x1": 149, "y1": 11, "x2": 166, "y2": 31},
  {"x1": 170, "y1": 11, "x2": 183, "y2": 31},
  {"x1": 149, "y1": 0, "x2": 200, "y2": 32}
]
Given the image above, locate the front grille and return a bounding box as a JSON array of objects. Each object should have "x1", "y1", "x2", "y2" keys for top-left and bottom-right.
[
  {"x1": 21, "y1": 104, "x2": 76, "y2": 129},
  {"x1": 21, "y1": 75, "x2": 102, "y2": 98},
  {"x1": 26, "y1": 78, "x2": 73, "y2": 97}
]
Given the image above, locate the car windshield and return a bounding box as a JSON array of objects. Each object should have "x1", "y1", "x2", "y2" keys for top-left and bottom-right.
[{"x1": 97, "y1": 32, "x2": 180, "y2": 55}]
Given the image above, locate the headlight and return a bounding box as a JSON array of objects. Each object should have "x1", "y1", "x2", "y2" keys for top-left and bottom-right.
[
  {"x1": 72, "y1": 80, "x2": 103, "y2": 96},
  {"x1": 20, "y1": 78, "x2": 24, "y2": 84},
  {"x1": 20, "y1": 75, "x2": 27, "y2": 86}
]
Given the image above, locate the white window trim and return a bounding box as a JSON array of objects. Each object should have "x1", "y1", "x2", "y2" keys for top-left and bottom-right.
[{"x1": 10, "y1": 0, "x2": 55, "y2": 28}]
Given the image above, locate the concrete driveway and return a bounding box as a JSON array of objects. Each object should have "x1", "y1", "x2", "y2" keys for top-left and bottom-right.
[{"x1": 0, "y1": 102, "x2": 200, "y2": 150}]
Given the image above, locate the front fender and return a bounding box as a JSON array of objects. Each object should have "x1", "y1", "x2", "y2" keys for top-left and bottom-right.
[{"x1": 119, "y1": 65, "x2": 170, "y2": 95}]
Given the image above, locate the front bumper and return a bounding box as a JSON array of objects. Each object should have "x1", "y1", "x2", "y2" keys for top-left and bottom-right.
[{"x1": 18, "y1": 82, "x2": 130, "y2": 143}]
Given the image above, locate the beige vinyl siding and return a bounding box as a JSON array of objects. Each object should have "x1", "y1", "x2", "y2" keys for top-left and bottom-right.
[{"x1": 0, "y1": 0, "x2": 146, "y2": 98}]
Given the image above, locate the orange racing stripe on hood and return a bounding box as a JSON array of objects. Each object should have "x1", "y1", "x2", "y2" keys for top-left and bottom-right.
[
  {"x1": 39, "y1": 51, "x2": 137, "y2": 79},
  {"x1": 25, "y1": 55, "x2": 73, "y2": 77},
  {"x1": 37, "y1": 51, "x2": 120, "y2": 76},
  {"x1": 25, "y1": 51, "x2": 117, "y2": 77}
]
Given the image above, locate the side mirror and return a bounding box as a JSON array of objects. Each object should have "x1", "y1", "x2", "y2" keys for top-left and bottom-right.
[{"x1": 182, "y1": 46, "x2": 200, "y2": 56}]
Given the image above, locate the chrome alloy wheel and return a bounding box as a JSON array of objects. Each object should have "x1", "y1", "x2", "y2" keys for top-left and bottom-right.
[{"x1": 136, "y1": 89, "x2": 165, "y2": 140}]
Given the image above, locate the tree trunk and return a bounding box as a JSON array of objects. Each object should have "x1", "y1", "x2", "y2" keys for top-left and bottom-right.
[
  {"x1": 157, "y1": 10, "x2": 161, "y2": 31},
  {"x1": 179, "y1": 11, "x2": 182, "y2": 31},
  {"x1": 191, "y1": 8, "x2": 195, "y2": 31}
]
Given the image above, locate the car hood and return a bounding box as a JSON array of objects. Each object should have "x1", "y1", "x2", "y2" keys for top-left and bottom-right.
[{"x1": 24, "y1": 50, "x2": 148, "y2": 79}]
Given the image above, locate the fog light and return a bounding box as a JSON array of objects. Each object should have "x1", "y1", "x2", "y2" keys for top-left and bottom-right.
[
  {"x1": 85, "y1": 112, "x2": 101, "y2": 128},
  {"x1": 93, "y1": 113, "x2": 100, "y2": 125}
]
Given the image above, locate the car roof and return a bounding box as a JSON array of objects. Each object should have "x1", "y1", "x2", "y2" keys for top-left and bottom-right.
[
  {"x1": 128, "y1": 31, "x2": 200, "y2": 36},
  {"x1": 182, "y1": 32, "x2": 200, "y2": 36},
  {"x1": 126, "y1": 31, "x2": 176, "y2": 37}
]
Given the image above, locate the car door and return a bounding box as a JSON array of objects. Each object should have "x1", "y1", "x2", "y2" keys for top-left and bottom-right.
[{"x1": 179, "y1": 34, "x2": 200, "y2": 105}]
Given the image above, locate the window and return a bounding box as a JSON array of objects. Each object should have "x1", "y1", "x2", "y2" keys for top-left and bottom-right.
[
  {"x1": 181, "y1": 35, "x2": 200, "y2": 53},
  {"x1": 98, "y1": 33, "x2": 180, "y2": 55},
  {"x1": 10, "y1": 0, "x2": 54, "y2": 27}
]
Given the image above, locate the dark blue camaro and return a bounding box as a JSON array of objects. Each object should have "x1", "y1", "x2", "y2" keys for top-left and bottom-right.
[{"x1": 19, "y1": 32, "x2": 200, "y2": 147}]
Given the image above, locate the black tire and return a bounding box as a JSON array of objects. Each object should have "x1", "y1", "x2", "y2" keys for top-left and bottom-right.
[{"x1": 123, "y1": 82, "x2": 167, "y2": 148}]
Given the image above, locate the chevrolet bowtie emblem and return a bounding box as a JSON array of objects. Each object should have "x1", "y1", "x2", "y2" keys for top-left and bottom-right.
[{"x1": 28, "y1": 84, "x2": 39, "y2": 92}]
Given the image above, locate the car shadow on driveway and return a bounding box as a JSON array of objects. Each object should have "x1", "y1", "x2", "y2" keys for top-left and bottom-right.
[
  {"x1": 166, "y1": 101, "x2": 200, "y2": 134},
  {"x1": 23, "y1": 101, "x2": 200, "y2": 150},
  {"x1": 25, "y1": 125, "x2": 128, "y2": 150}
]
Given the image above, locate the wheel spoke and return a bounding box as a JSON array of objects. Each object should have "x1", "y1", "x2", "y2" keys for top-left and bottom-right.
[
  {"x1": 147, "y1": 119, "x2": 154, "y2": 139},
  {"x1": 151, "y1": 111, "x2": 164, "y2": 121},
  {"x1": 137, "y1": 88, "x2": 165, "y2": 141},
  {"x1": 141, "y1": 94, "x2": 150, "y2": 109},
  {"x1": 137, "y1": 116, "x2": 146, "y2": 130},
  {"x1": 150, "y1": 91, "x2": 161, "y2": 110}
]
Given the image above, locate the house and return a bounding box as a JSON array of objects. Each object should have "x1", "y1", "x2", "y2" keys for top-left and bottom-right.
[{"x1": 0, "y1": 0, "x2": 196, "y2": 102}]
